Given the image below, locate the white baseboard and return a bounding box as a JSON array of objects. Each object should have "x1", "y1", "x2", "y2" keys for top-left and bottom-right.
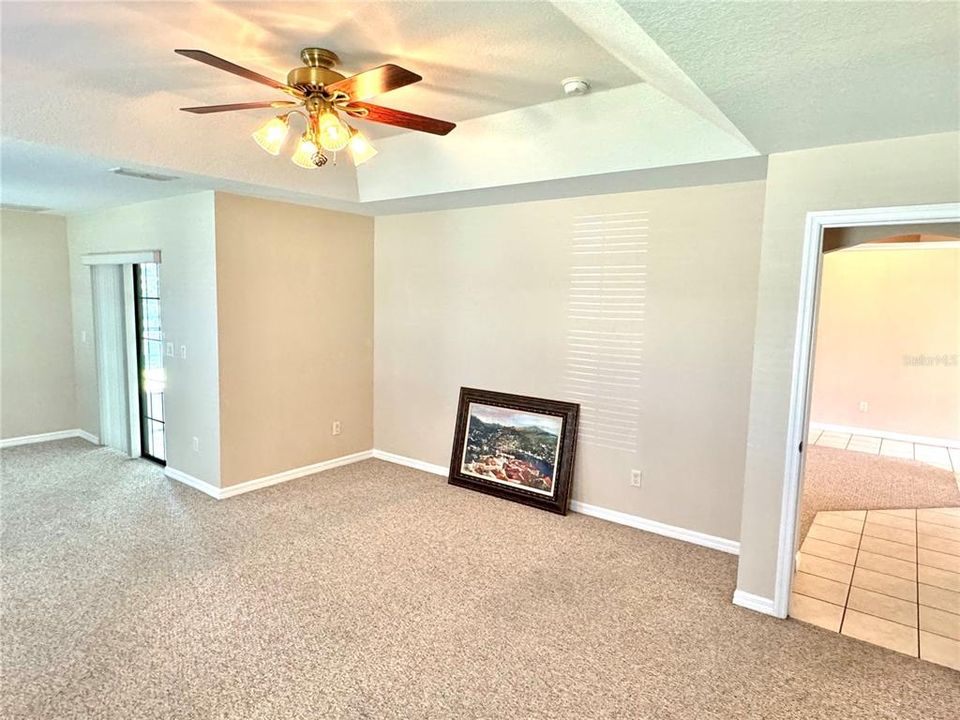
[
  {"x1": 372, "y1": 449, "x2": 740, "y2": 555},
  {"x1": 218, "y1": 449, "x2": 374, "y2": 499},
  {"x1": 569, "y1": 500, "x2": 740, "y2": 555},
  {"x1": 164, "y1": 466, "x2": 220, "y2": 498},
  {"x1": 732, "y1": 589, "x2": 780, "y2": 617},
  {"x1": 165, "y1": 449, "x2": 374, "y2": 500},
  {"x1": 372, "y1": 449, "x2": 448, "y2": 476},
  {"x1": 75, "y1": 430, "x2": 100, "y2": 445},
  {"x1": 1, "y1": 428, "x2": 100, "y2": 449},
  {"x1": 810, "y1": 422, "x2": 959, "y2": 449}
]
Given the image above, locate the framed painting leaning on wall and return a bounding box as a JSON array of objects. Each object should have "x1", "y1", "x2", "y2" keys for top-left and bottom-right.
[{"x1": 448, "y1": 387, "x2": 580, "y2": 515}]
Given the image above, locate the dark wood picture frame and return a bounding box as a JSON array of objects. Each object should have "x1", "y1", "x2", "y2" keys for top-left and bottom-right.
[{"x1": 448, "y1": 387, "x2": 580, "y2": 515}]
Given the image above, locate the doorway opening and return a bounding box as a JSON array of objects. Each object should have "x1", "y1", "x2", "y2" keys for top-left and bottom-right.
[
  {"x1": 133, "y1": 262, "x2": 166, "y2": 464},
  {"x1": 82, "y1": 250, "x2": 163, "y2": 464},
  {"x1": 774, "y1": 205, "x2": 959, "y2": 669}
]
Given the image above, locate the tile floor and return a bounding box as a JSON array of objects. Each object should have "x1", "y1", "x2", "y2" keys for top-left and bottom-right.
[
  {"x1": 790, "y1": 507, "x2": 960, "y2": 671},
  {"x1": 808, "y1": 428, "x2": 960, "y2": 476}
]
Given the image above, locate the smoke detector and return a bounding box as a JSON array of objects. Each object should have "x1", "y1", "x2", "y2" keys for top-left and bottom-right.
[{"x1": 561, "y1": 77, "x2": 591, "y2": 97}]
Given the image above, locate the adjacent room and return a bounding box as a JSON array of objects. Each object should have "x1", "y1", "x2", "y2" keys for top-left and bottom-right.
[
  {"x1": 1, "y1": 2, "x2": 958, "y2": 718},
  {"x1": 791, "y1": 225, "x2": 960, "y2": 662}
]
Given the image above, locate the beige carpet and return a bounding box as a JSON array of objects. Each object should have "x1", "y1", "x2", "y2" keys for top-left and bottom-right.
[
  {"x1": 2, "y1": 440, "x2": 958, "y2": 720},
  {"x1": 799, "y1": 445, "x2": 960, "y2": 542}
]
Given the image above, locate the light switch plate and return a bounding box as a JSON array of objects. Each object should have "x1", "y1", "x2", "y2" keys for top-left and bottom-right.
[{"x1": 166, "y1": 342, "x2": 174, "y2": 357}]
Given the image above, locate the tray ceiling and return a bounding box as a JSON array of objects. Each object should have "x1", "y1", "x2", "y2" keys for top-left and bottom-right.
[{"x1": 1, "y1": 1, "x2": 955, "y2": 214}]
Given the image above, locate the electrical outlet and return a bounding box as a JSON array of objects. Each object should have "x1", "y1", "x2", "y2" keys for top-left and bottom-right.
[
  {"x1": 630, "y1": 469, "x2": 643, "y2": 488},
  {"x1": 332, "y1": 421, "x2": 342, "y2": 436},
  {"x1": 858, "y1": 401, "x2": 869, "y2": 413},
  {"x1": 192, "y1": 436, "x2": 199, "y2": 452}
]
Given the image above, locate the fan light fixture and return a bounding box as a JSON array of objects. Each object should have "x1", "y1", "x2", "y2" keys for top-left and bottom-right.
[
  {"x1": 255, "y1": 100, "x2": 371, "y2": 168},
  {"x1": 177, "y1": 47, "x2": 457, "y2": 170}
]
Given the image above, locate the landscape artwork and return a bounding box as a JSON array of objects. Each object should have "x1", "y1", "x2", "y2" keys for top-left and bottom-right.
[
  {"x1": 448, "y1": 388, "x2": 580, "y2": 515},
  {"x1": 460, "y1": 402, "x2": 563, "y2": 497}
]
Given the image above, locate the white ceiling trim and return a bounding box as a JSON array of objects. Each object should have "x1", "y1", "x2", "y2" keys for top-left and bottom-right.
[{"x1": 552, "y1": 0, "x2": 756, "y2": 151}]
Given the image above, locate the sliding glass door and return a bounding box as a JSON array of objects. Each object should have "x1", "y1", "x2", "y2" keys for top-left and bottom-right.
[{"x1": 133, "y1": 263, "x2": 166, "y2": 464}]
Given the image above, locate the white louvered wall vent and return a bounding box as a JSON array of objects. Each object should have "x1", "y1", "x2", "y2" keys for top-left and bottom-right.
[{"x1": 563, "y1": 211, "x2": 647, "y2": 452}]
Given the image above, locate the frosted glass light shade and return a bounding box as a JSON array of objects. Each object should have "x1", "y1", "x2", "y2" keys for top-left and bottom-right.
[
  {"x1": 291, "y1": 133, "x2": 320, "y2": 169},
  {"x1": 318, "y1": 111, "x2": 351, "y2": 152},
  {"x1": 349, "y1": 130, "x2": 378, "y2": 166},
  {"x1": 251, "y1": 115, "x2": 290, "y2": 155}
]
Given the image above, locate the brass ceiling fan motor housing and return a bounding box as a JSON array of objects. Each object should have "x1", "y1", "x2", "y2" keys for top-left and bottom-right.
[{"x1": 287, "y1": 48, "x2": 346, "y2": 93}]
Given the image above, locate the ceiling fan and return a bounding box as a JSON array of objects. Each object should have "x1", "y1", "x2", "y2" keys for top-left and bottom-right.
[{"x1": 175, "y1": 47, "x2": 455, "y2": 168}]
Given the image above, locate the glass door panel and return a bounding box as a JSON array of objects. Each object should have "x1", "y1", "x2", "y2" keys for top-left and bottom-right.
[{"x1": 134, "y1": 263, "x2": 166, "y2": 464}]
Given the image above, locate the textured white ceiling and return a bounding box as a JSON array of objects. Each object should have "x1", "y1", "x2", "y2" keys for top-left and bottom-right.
[
  {"x1": 0, "y1": 1, "x2": 639, "y2": 134},
  {"x1": 0, "y1": 140, "x2": 207, "y2": 214},
  {"x1": 1, "y1": 0, "x2": 956, "y2": 214},
  {"x1": 0, "y1": 0, "x2": 654, "y2": 211},
  {"x1": 0, "y1": 138, "x2": 365, "y2": 215},
  {"x1": 359, "y1": 83, "x2": 757, "y2": 201},
  {"x1": 621, "y1": 0, "x2": 960, "y2": 152}
]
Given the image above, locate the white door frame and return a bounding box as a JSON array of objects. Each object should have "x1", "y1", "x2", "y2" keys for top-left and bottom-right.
[{"x1": 772, "y1": 201, "x2": 960, "y2": 619}]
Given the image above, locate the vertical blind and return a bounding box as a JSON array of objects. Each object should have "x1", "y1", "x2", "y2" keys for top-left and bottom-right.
[{"x1": 91, "y1": 264, "x2": 132, "y2": 455}]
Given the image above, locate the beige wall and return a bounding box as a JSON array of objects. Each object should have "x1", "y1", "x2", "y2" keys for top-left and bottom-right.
[
  {"x1": 214, "y1": 193, "x2": 374, "y2": 487},
  {"x1": 810, "y1": 247, "x2": 960, "y2": 440},
  {"x1": 67, "y1": 193, "x2": 221, "y2": 484},
  {"x1": 737, "y1": 132, "x2": 960, "y2": 601},
  {"x1": 375, "y1": 181, "x2": 765, "y2": 542},
  {"x1": 1, "y1": 211, "x2": 77, "y2": 439}
]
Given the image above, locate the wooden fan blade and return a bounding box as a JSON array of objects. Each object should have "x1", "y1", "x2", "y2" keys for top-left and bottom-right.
[
  {"x1": 175, "y1": 49, "x2": 301, "y2": 97},
  {"x1": 180, "y1": 101, "x2": 299, "y2": 114},
  {"x1": 325, "y1": 64, "x2": 421, "y2": 102},
  {"x1": 349, "y1": 102, "x2": 455, "y2": 136}
]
